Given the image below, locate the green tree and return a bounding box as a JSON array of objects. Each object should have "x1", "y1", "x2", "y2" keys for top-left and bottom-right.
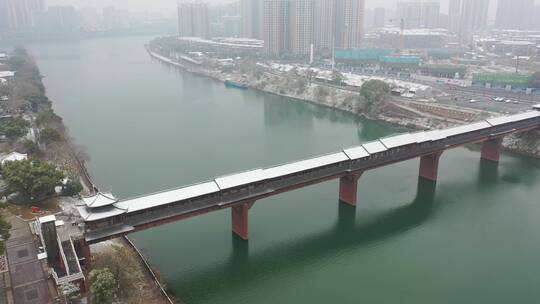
[
  {"x1": 59, "y1": 282, "x2": 80, "y2": 303},
  {"x1": 360, "y1": 79, "x2": 391, "y2": 116},
  {"x1": 62, "y1": 177, "x2": 83, "y2": 197},
  {"x1": 39, "y1": 127, "x2": 62, "y2": 145},
  {"x1": 17, "y1": 139, "x2": 39, "y2": 155},
  {"x1": 2, "y1": 159, "x2": 64, "y2": 202},
  {"x1": 89, "y1": 268, "x2": 117, "y2": 304},
  {"x1": 306, "y1": 69, "x2": 317, "y2": 84},
  {"x1": 531, "y1": 71, "x2": 540, "y2": 88},
  {"x1": 0, "y1": 217, "x2": 11, "y2": 255},
  {"x1": 93, "y1": 245, "x2": 144, "y2": 298},
  {"x1": 331, "y1": 70, "x2": 344, "y2": 85},
  {"x1": 314, "y1": 86, "x2": 329, "y2": 101},
  {"x1": 36, "y1": 109, "x2": 62, "y2": 127},
  {"x1": 0, "y1": 118, "x2": 30, "y2": 141}
]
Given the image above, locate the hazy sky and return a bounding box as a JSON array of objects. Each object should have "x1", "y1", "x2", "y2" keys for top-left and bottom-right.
[
  {"x1": 46, "y1": 0, "x2": 452, "y2": 13},
  {"x1": 45, "y1": 0, "x2": 510, "y2": 19}
]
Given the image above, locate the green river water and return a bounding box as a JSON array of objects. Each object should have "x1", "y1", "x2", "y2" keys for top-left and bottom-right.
[{"x1": 25, "y1": 36, "x2": 540, "y2": 304}]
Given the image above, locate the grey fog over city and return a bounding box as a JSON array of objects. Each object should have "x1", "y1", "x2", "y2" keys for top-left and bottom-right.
[{"x1": 2, "y1": 0, "x2": 540, "y2": 303}]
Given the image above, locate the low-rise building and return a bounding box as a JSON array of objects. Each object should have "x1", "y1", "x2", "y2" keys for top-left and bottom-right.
[
  {"x1": 33, "y1": 215, "x2": 86, "y2": 291},
  {"x1": 0, "y1": 152, "x2": 27, "y2": 165}
]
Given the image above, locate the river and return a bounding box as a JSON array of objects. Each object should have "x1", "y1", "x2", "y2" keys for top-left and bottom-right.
[{"x1": 27, "y1": 36, "x2": 540, "y2": 304}]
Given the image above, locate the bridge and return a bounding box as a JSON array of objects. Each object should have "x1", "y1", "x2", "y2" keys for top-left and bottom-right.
[{"x1": 75, "y1": 108, "x2": 540, "y2": 252}]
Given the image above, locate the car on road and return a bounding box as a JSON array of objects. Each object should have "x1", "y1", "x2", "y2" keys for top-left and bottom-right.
[
  {"x1": 469, "y1": 99, "x2": 478, "y2": 103},
  {"x1": 494, "y1": 97, "x2": 505, "y2": 102}
]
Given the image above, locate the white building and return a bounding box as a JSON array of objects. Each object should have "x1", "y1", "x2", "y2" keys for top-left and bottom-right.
[{"x1": 1, "y1": 152, "x2": 28, "y2": 165}]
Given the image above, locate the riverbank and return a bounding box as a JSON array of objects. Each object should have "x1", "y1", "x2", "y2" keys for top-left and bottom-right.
[
  {"x1": 0, "y1": 47, "x2": 174, "y2": 303},
  {"x1": 146, "y1": 47, "x2": 540, "y2": 158}
]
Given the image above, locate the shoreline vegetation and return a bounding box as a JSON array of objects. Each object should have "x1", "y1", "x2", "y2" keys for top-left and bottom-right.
[
  {"x1": 146, "y1": 39, "x2": 540, "y2": 159},
  {"x1": 0, "y1": 48, "x2": 174, "y2": 303}
]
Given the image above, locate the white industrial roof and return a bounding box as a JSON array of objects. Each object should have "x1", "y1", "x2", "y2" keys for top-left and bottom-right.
[
  {"x1": 380, "y1": 133, "x2": 418, "y2": 149},
  {"x1": 343, "y1": 146, "x2": 370, "y2": 160},
  {"x1": 82, "y1": 192, "x2": 118, "y2": 208},
  {"x1": 486, "y1": 111, "x2": 540, "y2": 126},
  {"x1": 215, "y1": 169, "x2": 266, "y2": 190},
  {"x1": 265, "y1": 152, "x2": 349, "y2": 179},
  {"x1": 38, "y1": 215, "x2": 56, "y2": 224},
  {"x1": 362, "y1": 141, "x2": 387, "y2": 154},
  {"x1": 119, "y1": 181, "x2": 220, "y2": 213}
]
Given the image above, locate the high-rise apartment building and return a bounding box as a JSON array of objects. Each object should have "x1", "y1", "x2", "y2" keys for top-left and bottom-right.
[
  {"x1": 178, "y1": 2, "x2": 210, "y2": 38},
  {"x1": 36, "y1": 6, "x2": 82, "y2": 32},
  {"x1": 373, "y1": 7, "x2": 385, "y2": 28},
  {"x1": 241, "y1": 0, "x2": 263, "y2": 39},
  {"x1": 335, "y1": 0, "x2": 365, "y2": 49},
  {"x1": 263, "y1": 0, "x2": 289, "y2": 56},
  {"x1": 0, "y1": 0, "x2": 8, "y2": 30},
  {"x1": 495, "y1": 0, "x2": 534, "y2": 30},
  {"x1": 459, "y1": 0, "x2": 489, "y2": 39},
  {"x1": 5, "y1": 0, "x2": 44, "y2": 30},
  {"x1": 448, "y1": 0, "x2": 461, "y2": 33},
  {"x1": 397, "y1": 1, "x2": 440, "y2": 29},
  {"x1": 289, "y1": 0, "x2": 314, "y2": 56},
  {"x1": 314, "y1": 0, "x2": 335, "y2": 51}
]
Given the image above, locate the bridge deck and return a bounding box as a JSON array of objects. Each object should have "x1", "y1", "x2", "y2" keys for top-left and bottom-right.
[{"x1": 80, "y1": 110, "x2": 540, "y2": 243}]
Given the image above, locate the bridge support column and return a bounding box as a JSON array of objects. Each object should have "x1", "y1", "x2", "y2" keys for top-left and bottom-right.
[
  {"x1": 481, "y1": 138, "x2": 503, "y2": 162},
  {"x1": 232, "y1": 201, "x2": 255, "y2": 240},
  {"x1": 419, "y1": 151, "x2": 443, "y2": 181},
  {"x1": 339, "y1": 172, "x2": 362, "y2": 206}
]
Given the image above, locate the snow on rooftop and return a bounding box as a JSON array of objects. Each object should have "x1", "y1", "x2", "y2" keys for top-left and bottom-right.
[
  {"x1": 178, "y1": 36, "x2": 263, "y2": 49},
  {"x1": 38, "y1": 215, "x2": 56, "y2": 224},
  {"x1": 76, "y1": 204, "x2": 127, "y2": 222},
  {"x1": 0, "y1": 71, "x2": 15, "y2": 78},
  {"x1": 343, "y1": 146, "x2": 370, "y2": 160},
  {"x1": 265, "y1": 152, "x2": 349, "y2": 179},
  {"x1": 118, "y1": 181, "x2": 220, "y2": 213},
  {"x1": 1, "y1": 152, "x2": 27, "y2": 165},
  {"x1": 380, "y1": 133, "x2": 419, "y2": 149},
  {"x1": 362, "y1": 141, "x2": 387, "y2": 154},
  {"x1": 486, "y1": 111, "x2": 540, "y2": 126},
  {"x1": 82, "y1": 192, "x2": 118, "y2": 208},
  {"x1": 268, "y1": 63, "x2": 431, "y2": 91},
  {"x1": 215, "y1": 169, "x2": 266, "y2": 190}
]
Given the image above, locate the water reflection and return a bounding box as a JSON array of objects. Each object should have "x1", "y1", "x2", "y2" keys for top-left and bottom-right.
[
  {"x1": 263, "y1": 94, "x2": 314, "y2": 128},
  {"x1": 477, "y1": 159, "x2": 500, "y2": 187},
  {"x1": 170, "y1": 178, "x2": 437, "y2": 302}
]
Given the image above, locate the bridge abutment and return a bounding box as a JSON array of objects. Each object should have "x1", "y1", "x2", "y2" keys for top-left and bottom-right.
[
  {"x1": 232, "y1": 201, "x2": 255, "y2": 240},
  {"x1": 419, "y1": 151, "x2": 443, "y2": 181},
  {"x1": 339, "y1": 172, "x2": 362, "y2": 206},
  {"x1": 481, "y1": 138, "x2": 503, "y2": 162}
]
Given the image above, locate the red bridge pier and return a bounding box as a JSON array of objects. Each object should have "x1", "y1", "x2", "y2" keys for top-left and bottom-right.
[
  {"x1": 419, "y1": 151, "x2": 443, "y2": 181},
  {"x1": 481, "y1": 138, "x2": 503, "y2": 162},
  {"x1": 339, "y1": 172, "x2": 362, "y2": 206},
  {"x1": 232, "y1": 201, "x2": 255, "y2": 240}
]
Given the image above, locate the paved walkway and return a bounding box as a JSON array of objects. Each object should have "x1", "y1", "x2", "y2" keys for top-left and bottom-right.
[{"x1": 5, "y1": 217, "x2": 49, "y2": 304}]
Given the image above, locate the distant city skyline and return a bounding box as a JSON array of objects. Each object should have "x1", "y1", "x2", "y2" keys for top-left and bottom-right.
[
  {"x1": 39, "y1": 0, "x2": 540, "y2": 22},
  {"x1": 41, "y1": 0, "x2": 479, "y2": 15}
]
